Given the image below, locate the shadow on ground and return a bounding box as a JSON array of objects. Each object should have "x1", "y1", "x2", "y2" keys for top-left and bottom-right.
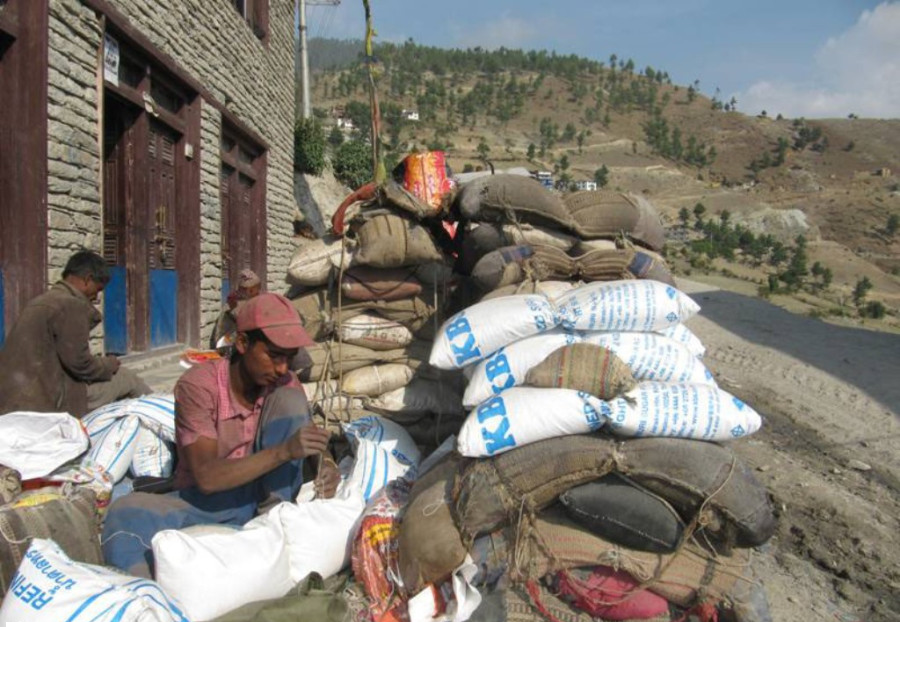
[{"x1": 690, "y1": 289, "x2": 900, "y2": 416}]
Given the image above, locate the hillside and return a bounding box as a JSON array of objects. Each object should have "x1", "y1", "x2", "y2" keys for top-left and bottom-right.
[{"x1": 306, "y1": 39, "x2": 900, "y2": 329}]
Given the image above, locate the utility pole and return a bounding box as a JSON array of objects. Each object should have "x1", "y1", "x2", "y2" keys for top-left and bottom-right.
[{"x1": 296, "y1": 0, "x2": 340, "y2": 120}]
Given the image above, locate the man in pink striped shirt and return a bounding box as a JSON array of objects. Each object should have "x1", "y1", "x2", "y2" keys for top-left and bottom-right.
[{"x1": 102, "y1": 293, "x2": 338, "y2": 578}]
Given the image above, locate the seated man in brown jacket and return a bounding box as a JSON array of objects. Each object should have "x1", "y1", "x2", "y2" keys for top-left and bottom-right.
[{"x1": 0, "y1": 250, "x2": 150, "y2": 417}]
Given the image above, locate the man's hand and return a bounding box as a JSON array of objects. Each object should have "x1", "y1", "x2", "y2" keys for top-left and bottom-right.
[
  {"x1": 286, "y1": 425, "x2": 330, "y2": 460},
  {"x1": 109, "y1": 356, "x2": 121, "y2": 374},
  {"x1": 314, "y1": 454, "x2": 340, "y2": 499}
]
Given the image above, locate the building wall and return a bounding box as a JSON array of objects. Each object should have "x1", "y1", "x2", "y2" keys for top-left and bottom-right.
[{"x1": 46, "y1": 0, "x2": 297, "y2": 349}]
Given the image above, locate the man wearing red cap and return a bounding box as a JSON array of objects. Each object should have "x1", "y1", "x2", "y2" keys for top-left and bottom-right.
[{"x1": 101, "y1": 293, "x2": 338, "y2": 578}]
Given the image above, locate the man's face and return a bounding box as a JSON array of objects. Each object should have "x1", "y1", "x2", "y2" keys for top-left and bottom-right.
[
  {"x1": 244, "y1": 284, "x2": 261, "y2": 299},
  {"x1": 236, "y1": 333, "x2": 298, "y2": 387},
  {"x1": 81, "y1": 275, "x2": 106, "y2": 303}
]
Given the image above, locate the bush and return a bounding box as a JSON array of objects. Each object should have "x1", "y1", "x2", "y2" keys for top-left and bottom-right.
[
  {"x1": 863, "y1": 301, "x2": 886, "y2": 319},
  {"x1": 333, "y1": 140, "x2": 372, "y2": 189},
  {"x1": 294, "y1": 118, "x2": 327, "y2": 176}
]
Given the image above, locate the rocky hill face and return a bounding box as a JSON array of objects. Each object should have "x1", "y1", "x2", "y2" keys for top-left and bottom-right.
[{"x1": 305, "y1": 40, "x2": 900, "y2": 328}]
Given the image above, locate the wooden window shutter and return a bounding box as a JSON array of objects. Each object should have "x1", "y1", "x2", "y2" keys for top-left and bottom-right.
[{"x1": 252, "y1": 0, "x2": 269, "y2": 42}]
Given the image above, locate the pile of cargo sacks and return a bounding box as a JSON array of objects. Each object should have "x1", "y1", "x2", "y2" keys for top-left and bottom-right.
[
  {"x1": 0, "y1": 152, "x2": 776, "y2": 621},
  {"x1": 286, "y1": 153, "x2": 776, "y2": 622}
]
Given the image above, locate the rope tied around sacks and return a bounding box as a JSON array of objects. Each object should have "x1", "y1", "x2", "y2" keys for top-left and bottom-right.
[{"x1": 506, "y1": 442, "x2": 757, "y2": 613}]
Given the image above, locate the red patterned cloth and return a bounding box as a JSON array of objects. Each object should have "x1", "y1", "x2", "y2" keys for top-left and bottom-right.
[{"x1": 553, "y1": 566, "x2": 670, "y2": 621}]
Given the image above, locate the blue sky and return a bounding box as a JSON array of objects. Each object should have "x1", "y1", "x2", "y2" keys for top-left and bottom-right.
[{"x1": 304, "y1": 0, "x2": 900, "y2": 119}]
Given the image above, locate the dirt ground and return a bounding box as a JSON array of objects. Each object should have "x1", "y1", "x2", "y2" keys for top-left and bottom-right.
[{"x1": 679, "y1": 278, "x2": 900, "y2": 621}]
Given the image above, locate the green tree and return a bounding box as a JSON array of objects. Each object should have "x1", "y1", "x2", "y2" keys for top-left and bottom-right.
[
  {"x1": 852, "y1": 277, "x2": 873, "y2": 307},
  {"x1": 476, "y1": 138, "x2": 491, "y2": 164},
  {"x1": 678, "y1": 206, "x2": 691, "y2": 228},
  {"x1": 593, "y1": 164, "x2": 609, "y2": 188},
  {"x1": 327, "y1": 125, "x2": 344, "y2": 149},
  {"x1": 294, "y1": 118, "x2": 326, "y2": 176},
  {"x1": 559, "y1": 154, "x2": 570, "y2": 172},
  {"x1": 887, "y1": 214, "x2": 899, "y2": 238},
  {"x1": 527, "y1": 143, "x2": 536, "y2": 162},
  {"x1": 864, "y1": 301, "x2": 886, "y2": 319},
  {"x1": 692, "y1": 202, "x2": 706, "y2": 226},
  {"x1": 333, "y1": 139, "x2": 371, "y2": 189}
]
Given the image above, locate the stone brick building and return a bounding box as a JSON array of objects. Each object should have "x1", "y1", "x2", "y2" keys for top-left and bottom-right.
[{"x1": 0, "y1": 0, "x2": 297, "y2": 354}]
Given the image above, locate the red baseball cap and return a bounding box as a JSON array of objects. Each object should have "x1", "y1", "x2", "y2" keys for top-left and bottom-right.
[{"x1": 236, "y1": 293, "x2": 313, "y2": 349}]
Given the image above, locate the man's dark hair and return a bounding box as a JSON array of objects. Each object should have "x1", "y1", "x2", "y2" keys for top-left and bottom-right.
[
  {"x1": 63, "y1": 250, "x2": 111, "y2": 284},
  {"x1": 229, "y1": 328, "x2": 268, "y2": 363}
]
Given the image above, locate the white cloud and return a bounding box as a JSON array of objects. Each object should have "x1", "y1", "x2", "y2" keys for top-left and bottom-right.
[
  {"x1": 449, "y1": 13, "x2": 540, "y2": 50},
  {"x1": 738, "y1": 2, "x2": 900, "y2": 119}
]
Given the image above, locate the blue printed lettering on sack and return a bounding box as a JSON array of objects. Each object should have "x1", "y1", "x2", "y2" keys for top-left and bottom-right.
[
  {"x1": 9, "y1": 572, "x2": 54, "y2": 611},
  {"x1": 731, "y1": 425, "x2": 746, "y2": 438},
  {"x1": 732, "y1": 396, "x2": 746, "y2": 411},
  {"x1": 665, "y1": 286, "x2": 677, "y2": 300},
  {"x1": 476, "y1": 396, "x2": 517, "y2": 455},
  {"x1": 444, "y1": 314, "x2": 482, "y2": 366},
  {"x1": 525, "y1": 298, "x2": 549, "y2": 332},
  {"x1": 666, "y1": 312, "x2": 679, "y2": 323},
  {"x1": 705, "y1": 368, "x2": 714, "y2": 381},
  {"x1": 579, "y1": 393, "x2": 604, "y2": 431},
  {"x1": 485, "y1": 349, "x2": 516, "y2": 394}
]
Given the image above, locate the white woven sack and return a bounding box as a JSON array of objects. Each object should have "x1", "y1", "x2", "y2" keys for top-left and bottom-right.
[
  {"x1": 463, "y1": 328, "x2": 583, "y2": 409},
  {"x1": 582, "y1": 332, "x2": 715, "y2": 386},
  {"x1": 457, "y1": 387, "x2": 606, "y2": 458},
  {"x1": 600, "y1": 382, "x2": 762, "y2": 441},
  {"x1": 658, "y1": 323, "x2": 707, "y2": 358},
  {"x1": 535, "y1": 281, "x2": 579, "y2": 301},
  {"x1": 342, "y1": 416, "x2": 421, "y2": 502},
  {"x1": 556, "y1": 280, "x2": 700, "y2": 332},
  {"x1": 0, "y1": 412, "x2": 89, "y2": 480},
  {"x1": 430, "y1": 294, "x2": 559, "y2": 370},
  {"x1": 0, "y1": 538, "x2": 188, "y2": 623},
  {"x1": 152, "y1": 516, "x2": 293, "y2": 622},
  {"x1": 367, "y1": 379, "x2": 464, "y2": 417}
]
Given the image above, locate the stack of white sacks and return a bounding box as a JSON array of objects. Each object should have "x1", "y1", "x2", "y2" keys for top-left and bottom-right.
[{"x1": 427, "y1": 278, "x2": 762, "y2": 459}]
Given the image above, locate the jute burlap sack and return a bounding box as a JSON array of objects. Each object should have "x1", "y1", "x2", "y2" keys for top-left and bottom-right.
[
  {"x1": 340, "y1": 266, "x2": 423, "y2": 302},
  {"x1": 456, "y1": 175, "x2": 579, "y2": 232},
  {"x1": 562, "y1": 192, "x2": 666, "y2": 251},
  {"x1": 298, "y1": 340, "x2": 435, "y2": 382},
  {"x1": 352, "y1": 211, "x2": 443, "y2": 268},
  {"x1": 524, "y1": 343, "x2": 637, "y2": 400}
]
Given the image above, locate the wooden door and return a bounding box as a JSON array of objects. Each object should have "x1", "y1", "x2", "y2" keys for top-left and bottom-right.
[{"x1": 147, "y1": 121, "x2": 178, "y2": 348}]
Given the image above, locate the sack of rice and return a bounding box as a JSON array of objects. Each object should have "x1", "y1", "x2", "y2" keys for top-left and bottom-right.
[
  {"x1": 457, "y1": 387, "x2": 606, "y2": 458},
  {"x1": 430, "y1": 294, "x2": 559, "y2": 370},
  {"x1": 338, "y1": 314, "x2": 414, "y2": 351},
  {"x1": 524, "y1": 343, "x2": 637, "y2": 400},
  {"x1": 352, "y1": 211, "x2": 443, "y2": 268},
  {"x1": 340, "y1": 266, "x2": 423, "y2": 302},
  {"x1": 600, "y1": 382, "x2": 762, "y2": 441},
  {"x1": 286, "y1": 235, "x2": 356, "y2": 287},
  {"x1": 562, "y1": 191, "x2": 666, "y2": 251},
  {"x1": 341, "y1": 364, "x2": 415, "y2": 397},
  {"x1": 556, "y1": 279, "x2": 700, "y2": 332},
  {"x1": 456, "y1": 175, "x2": 578, "y2": 232},
  {"x1": 463, "y1": 329, "x2": 582, "y2": 408},
  {"x1": 581, "y1": 331, "x2": 714, "y2": 385}
]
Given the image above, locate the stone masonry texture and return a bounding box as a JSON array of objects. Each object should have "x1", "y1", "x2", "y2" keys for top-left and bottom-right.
[{"x1": 47, "y1": 0, "x2": 296, "y2": 350}]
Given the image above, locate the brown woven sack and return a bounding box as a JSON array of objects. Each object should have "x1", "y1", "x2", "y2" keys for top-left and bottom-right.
[
  {"x1": 571, "y1": 248, "x2": 634, "y2": 281},
  {"x1": 502, "y1": 223, "x2": 578, "y2": 251},
  {"x1": 530, "y1": 245, "x2": 578, "y2": 279},
  {"x1": 470, "y1": 245, "x2": 537, "y2": 291},
  {"x1": 524, "y1": 343, "x2": 637, "y2": 400},
  {"x1": 452, "y1": 434, "x2": 775, "y2": 550},
  {"x1": 452, "y1": 434, "x2": 620, "y2": 544},
  {"x1": 517, "y1": 506, "x2": 751, "y2": 608},
  {"x1": 456, "y1": 175, "x2": 578, "y2": 232},
  {"x1": 352, "y1": 211, "x2": 443, "y2": 268},
  {"x1": 298, "y1": 340, "x2": 434, "y2": 382},
  {"x1": 562, "y1": 192, "x2": 666, "y2": 251},
  {"x1": 398, "y1": 453, "x2": 468, "y2": 594},
  {"x1": 291, "y1": 288, "x2": 438, "y2": 341},
  {"x1": 0, "y1": 487, "x2": 102, "y2": 601},
  {"x1": 0, "y1": 465, "x2": 21, "y2": 507},
  {"x1": 614, "y1": 438, "x2": 776, "y2": 548},
  {"x1": 340, "y1": 266, "x2": 423, "y2": 302},
  {"x1": 625, "y1": 248, "x2": 676, "y2": 286}
]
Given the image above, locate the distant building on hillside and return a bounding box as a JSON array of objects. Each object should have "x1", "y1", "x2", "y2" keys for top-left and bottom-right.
[
  {"x1": 402, "y1": 109, "x2": 419, "y2": 122},
  {"x1": 531, "y1": 170, "x2": 554, "y2": 189},
  {"x1": 575, "y1": 180, "x2": 598, "y2": 191}
]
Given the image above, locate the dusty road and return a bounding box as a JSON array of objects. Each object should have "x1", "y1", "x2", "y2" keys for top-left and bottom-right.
[{"x1": 681, "y1": 279, "x2": 900, "y2": 621}]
